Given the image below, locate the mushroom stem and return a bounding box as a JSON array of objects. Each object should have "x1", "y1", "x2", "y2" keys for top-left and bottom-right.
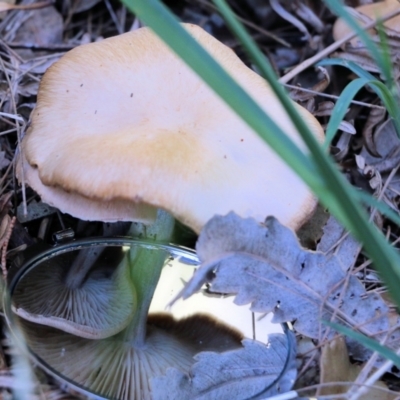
[
  {"x1": 122, "y1": 210, "x2": 175, "y2": 347},
  {"x1": 123, "y1": 247, "x2": 167, "y2": 347}
]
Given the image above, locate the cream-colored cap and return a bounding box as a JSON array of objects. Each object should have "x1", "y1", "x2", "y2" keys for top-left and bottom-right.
[{"x1": 19, "y1": 24, "x2": 324, "y2": 232}]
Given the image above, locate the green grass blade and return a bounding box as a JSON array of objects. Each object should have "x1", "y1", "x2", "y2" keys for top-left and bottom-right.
[
  {"x1": 318, "y1": 58, "x2": 400, "y2": 136},
  {"x1": 318, "y1": 58, "x2": 377, "y2": 80},
  {"x1": 122, "y1": 0, "x2": 400, "y2": 308},
  {"x1": 324, "y1": 321, "x2": 400, "y2": 368},
  {"x1": 356, "y1": 191, "x2": 400, "y2": 227},
  {"x1": 324, "y1": 78, "x2": 371, "y2": 148}
]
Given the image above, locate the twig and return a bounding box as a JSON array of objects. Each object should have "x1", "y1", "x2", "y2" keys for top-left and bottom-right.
[
  {"x1": 0, "y1": 0, "x2": 54, "y2": 11},
  {"x1": 283, "y1": 83, "x2": 386, "y2": 109},
  {"x1": 1, "y1": 216, "x2": 16, "y2": 279},
  {"x1": 349, "y1": 349, "x2": 400, "y2": 400},
  {"x1": 0, "y1": 56, "x2": 27, "y2": 216}
]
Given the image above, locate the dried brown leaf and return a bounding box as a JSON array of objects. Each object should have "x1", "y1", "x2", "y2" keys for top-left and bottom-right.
[
  {"x1": 314, "y1": 101, "x2": 335, "y2": 117},
  {"x1": 363, "y1": 106, "x2": 387, "y2": 157},
  {"x1": 320, "y1": 336, "x2": 398, "y2": 399}
]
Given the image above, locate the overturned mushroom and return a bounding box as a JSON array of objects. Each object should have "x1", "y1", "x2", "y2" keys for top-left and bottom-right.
[
  {"x1": 18, "y1": 23, "x2": 324, "y2": 235},
  {"x1": 12, "y1": 241, "x2": 135, "y2": 339},
  {"x1": 19, "y1": 314, "x2": 242, "y2": 400},
  {"x1": 11, "y1": 222, "x2": 136, "y2": 339}
]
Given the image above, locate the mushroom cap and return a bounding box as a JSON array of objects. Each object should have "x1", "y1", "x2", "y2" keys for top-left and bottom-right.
[
  {"x1": 19, "y1": 150, "x2": 157, "y2": 224},
  {"x1": 19, "y1": 23, "x2": 324, "y2": 233},
  {"x1": 12, "y1": 248, "x2": 136, "y2": 339},
  {"x1": 333, "y1": 0, "x2": 400, "y2": 44},
  {"x1": 20, "y1": 313, "x2": 242, "y2": 399}
]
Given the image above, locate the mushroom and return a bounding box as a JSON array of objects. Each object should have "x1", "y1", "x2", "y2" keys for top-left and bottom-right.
[
  {"x1": 332, "y1": 0, "x2": 400, "y2": 51},
  {"x1": 13, "y1": 23, "x2": 324, "y2": 398},
  {"x1": 17, "y1": 23, "x2": 324, "y2": 235}
]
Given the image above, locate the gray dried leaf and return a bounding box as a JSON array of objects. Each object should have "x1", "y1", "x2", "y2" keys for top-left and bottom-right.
[
  {"x1": 19, "y1": 53, "x2": 63, "y2": 74},
  {"x1": 0, "y1": 151, "x2": 10, "y2": 170},
  {"x1": 362, "y1": 106, "x2": 386, "y2": 157},
  {"x1": 70, "y1": 0, "x2": 101, "y2": 13},
  {"x1": 12, "y1": 6, "x2": 63, "y2": 46},
  {"x1": 270, "y1": 0, "x2": 310, "y2": 41},
  {"x1": 355, "y1": 154, "x2": 365, "y2": 170},
  {"x1": 293, "y1": 2, "x2": 324, "y2": 33},
  {"x1": 175, "y1": 213, "x2": 389, "y2": 340},
  {"x1": 332, "y1": 51, "x2": 382, "y2": 74},
  {"x1": 317, "y1": 216, "x2": 361, "y2": 272},
  {"x1": 17, "y1": 81, "x2": 39, "y2": 97},
  {"x1": 332, "y1": 131, "x2": 352, "y2": 161},
  {"x1": 360, "y1": 120, "x2": 400, "y2": 173},
  {"x1": 151, "y1": 334, "x2": 296, "y2": 400},
  {"x1": 314, "y1": 101, "x2": 334, "y2": 117},
  {"x1": 338, "y1": 120, "x2": 356, "y2": 134}
]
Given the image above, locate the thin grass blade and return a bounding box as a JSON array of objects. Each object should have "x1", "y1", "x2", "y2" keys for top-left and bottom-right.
[{"x1": 324, "y1": 78, "x2": 371, "y2": 148}]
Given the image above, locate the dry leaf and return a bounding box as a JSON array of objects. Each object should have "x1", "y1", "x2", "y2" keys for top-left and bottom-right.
[
  {"x1": 332, "y1": 131, "x2": 353, "y2": 161},
  {"x1": 338, "y1": 120, "x2": 356, "y2": 134},
  {"x1": 0, "y1": 151, "x2": 10, "y2": 170},
  {"x1": 359, "y1": 120, "x2": 400, "y2": 172},
  {"x1": 320, "y1": 336, "x2": 398, "y2": 399},
  {"x1": 63, "y1": 0, "x2": 102, "y2": 14},
  {"x1": 362, "y1": 106, "x2": 387, "y2": 157},
  {"x1": 317, "y1": 216, "x2": 361, "y2": 273},
  {"x1": 152, "y1": 334, "x2": 297, "y2": 400},
  {"x1": 11, "y1": 5, "x2": 63, "y2": 46},
  {"x1": 314, "y1": 101, "x2": 335, "y2": 117},
  {"x1": 175, "y1": 213, "x2": 390, "y2": 342}
]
